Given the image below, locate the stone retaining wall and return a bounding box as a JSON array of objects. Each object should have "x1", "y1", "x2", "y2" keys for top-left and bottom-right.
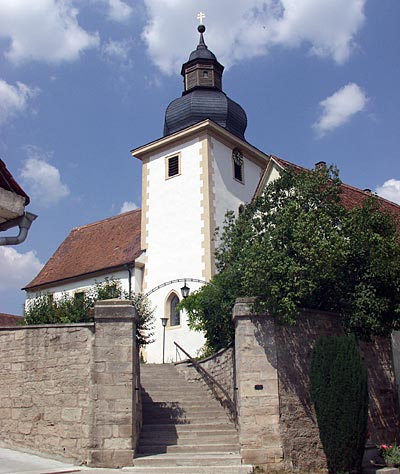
[
  {"x1": 0, "y1": 323, "x2": 95, "y2": 462},
  {"x1": 0, "y1": 300, "x2": 141, "y2": 468},
  {"x1": 176, "y1": 346, "x2": 236, "y2": 421},
  {"x1": 233, "y1": 298, "x2": 400, "y2": 473}
]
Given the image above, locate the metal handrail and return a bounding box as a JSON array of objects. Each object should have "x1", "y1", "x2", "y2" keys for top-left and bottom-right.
[{"x1": 173, "y1": 341, "x2": 237, "y2": 424}]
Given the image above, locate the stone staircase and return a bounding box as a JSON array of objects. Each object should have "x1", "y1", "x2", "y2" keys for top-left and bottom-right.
[{"x1": 131, "y1": 363, "x2": 252, "y2": 474}]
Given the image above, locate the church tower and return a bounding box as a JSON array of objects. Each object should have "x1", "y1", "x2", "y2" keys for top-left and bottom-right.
[{"x1": 131, "y1": 23, "x2": 269, "y2": 363}]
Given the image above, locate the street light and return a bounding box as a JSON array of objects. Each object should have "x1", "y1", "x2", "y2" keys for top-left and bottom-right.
[
  {"x1": 180, "y1": 280, "x2": 190, "y2": 298},
  {"x1": 160, "y1": 317, "x2": 168, "y2": 364}
]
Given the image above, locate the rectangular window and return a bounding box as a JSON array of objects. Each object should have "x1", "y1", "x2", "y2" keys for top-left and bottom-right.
[
  {"x1": 166, "y1": 154, "x2": 180, "y2": 178},
  {"x1": 234, "y1": 161, "x2": 243, "y2": 182}
]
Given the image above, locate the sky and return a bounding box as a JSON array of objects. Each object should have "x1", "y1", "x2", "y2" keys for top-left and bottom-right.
[{"x1": 0, "y1": 0, "x2": 399, "y2": 315}]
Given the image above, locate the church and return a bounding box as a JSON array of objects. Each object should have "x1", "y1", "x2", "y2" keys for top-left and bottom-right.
[{"x1": 23, "y1": 23, "x2": 400, "y2": 363}]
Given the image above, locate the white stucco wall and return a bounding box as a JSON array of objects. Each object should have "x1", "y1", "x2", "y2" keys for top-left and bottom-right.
[
  {"x1": 211, "y1": 137, "x2": 264, "y2": 234},
  {"x1": 142, "y1": 134, "x2": 266, "y2": 363},
  {"x1": 25, "y1": 268, "x2": 140, "y2": 310},
  {"x1": 142, "y1": 138, "x2": 206, "y2": 363}
]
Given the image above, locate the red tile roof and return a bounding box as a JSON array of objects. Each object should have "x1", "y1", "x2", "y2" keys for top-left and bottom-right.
[
  {"x1": 271, "y1": 155, "x2": 400, "y2": 223},
  {"x1": 0, "y1": 159, "x2": 30, "y2": 205},
  {"x1": 24, "y1": 210, "x2": 142, "y2": 290},
  {"x1": 0, "y1": 313, "x2": 23, "y2": 326}
]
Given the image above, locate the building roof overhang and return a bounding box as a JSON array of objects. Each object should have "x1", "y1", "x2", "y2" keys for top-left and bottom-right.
[{"x1": 130, "y1": 119, "x2": 270, "y2": 169}]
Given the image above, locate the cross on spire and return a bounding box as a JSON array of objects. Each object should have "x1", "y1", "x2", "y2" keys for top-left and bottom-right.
[{"x1": 197, "y1": 11, "x2": 206, "y2": 25}]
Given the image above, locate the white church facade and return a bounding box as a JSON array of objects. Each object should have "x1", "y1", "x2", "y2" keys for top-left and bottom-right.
[{"x1": 24, "y1": 24, "x2": 398, "y2": 363}]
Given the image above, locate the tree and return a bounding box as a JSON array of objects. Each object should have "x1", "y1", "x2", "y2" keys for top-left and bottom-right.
[
  {"x1": 23, "y1": 278, "x2": 155, "y2": 346},
  {"x1": 310, "y1": 334, "x2": 369, "y2": 473},
  {"x1": 180, "y1": 165, "x2": 400, "y2": 352}
]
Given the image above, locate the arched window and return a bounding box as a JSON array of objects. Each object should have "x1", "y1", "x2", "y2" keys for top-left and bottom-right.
[{"x1": 169, "y1": 294, "x2": 180, "y2": 326}]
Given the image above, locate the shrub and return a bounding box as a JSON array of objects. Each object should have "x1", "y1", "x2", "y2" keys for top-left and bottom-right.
[
  {"x1": 23, "y1": 278, "x2": 154, "y2": 346},
  {"x1": 310, "y1": 334, "x2": 369, "y2": 473}
]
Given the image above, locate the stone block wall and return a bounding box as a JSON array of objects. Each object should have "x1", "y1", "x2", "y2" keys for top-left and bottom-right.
[
  {"x1": 176, "y1": 345, "x2": 236, "y2": 421},
  {"x1": 233, "y1": 298, "x2": 400, "y2": 473},
  {"x1": 0, "y1": 323, "x2": 95, "y2": 461},
  {"x1": 0, "y1": 300, "x2": 140, "y2": 468}
]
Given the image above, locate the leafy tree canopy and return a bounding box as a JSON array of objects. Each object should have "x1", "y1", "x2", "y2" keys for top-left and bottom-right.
[
  {"x1": 23, "y1": 278, "x2": 155, "y2": 346},
  {"x1": 180, "y1": 165, "x2": 400, "y2": 352}
]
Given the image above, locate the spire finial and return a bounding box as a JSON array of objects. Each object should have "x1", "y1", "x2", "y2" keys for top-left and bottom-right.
[
  {"x1": 196, "y1": 12, "x2": 206, "y2": 47},
  {"x1": 197, "y1": 11, "x2": 206, "y2": 25}
]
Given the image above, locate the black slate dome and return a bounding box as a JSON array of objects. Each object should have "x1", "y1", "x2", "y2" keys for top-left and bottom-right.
[
  {"x1": 164, "y1": 89, "x2": 247, "y2": 139},
  {"x1": 163, "y1": 24, "x2": 247, "y2": 140}
]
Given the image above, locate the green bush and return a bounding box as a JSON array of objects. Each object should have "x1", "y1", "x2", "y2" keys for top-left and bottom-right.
[
  {"x1": 23, "y1": 279, "x2": 154, "y2": 346},
  {"x1": 310, "y1": 334, "x2": 369, "y2": 473}
]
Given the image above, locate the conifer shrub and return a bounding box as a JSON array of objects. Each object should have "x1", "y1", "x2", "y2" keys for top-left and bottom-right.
[{"x1": 310, "y1": 334, "x2": 369, "y2": 473}]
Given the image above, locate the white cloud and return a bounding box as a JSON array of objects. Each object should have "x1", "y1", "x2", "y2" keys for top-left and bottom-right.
[
  {"x1": 0, "y1": 0, "x2": 99, "y2": 64},
  {"x1": 102, "y1": 38, "x2": 133, "y2": 61},
  {"x1": 20, "y1": 148, "x2": 70, "y2": 207},
  {"x1": 120, "y1": 201, "x2": 139, "y2": 213},
  {"x1": 107, "y1": 0, "x2": 133, "y2": 21},
  {"x1": 312, "y1": 83, "x2": 368, "y2": 137},
  {"x1": 376, "y1": 179, "x2": 400, "y2": 205},
  {"x1": 0, "y1": 79, "x2": 39, "y2": 125},
  {"x1": 142, "y1": 0, "x2": 366, "y2": 75},
  {"x1": 0, "y1": 247, "x2": 43, "y2": 291}
]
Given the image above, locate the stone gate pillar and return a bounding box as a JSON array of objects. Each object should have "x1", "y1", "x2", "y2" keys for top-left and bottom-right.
[
  {"x1": 89, "y1": 299, "x2": 140, "y2": 468},
  {"x1": 233, "y1": 297, "x2": 284, "y2": 470}
]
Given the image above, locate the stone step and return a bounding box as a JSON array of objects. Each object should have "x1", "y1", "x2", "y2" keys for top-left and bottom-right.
[
  {"x1": 122, "y1": 466, "x2": 253, "y2": 474},
  {"x1": 140, "y1": 423, "x2": 235, "y2": 432},
  {"x1": 142, "y1": 388, "x2": 206, "y2": 395},
  {"x1": 133, "y1": 453, "x2": 244, "y2": 467},
  {"x1": 137, "y1": 443, "x2": 240, "y2": 454},
  {"x1": 143, "y1": 403, "x2": 226, "y2": 417},
  {"x1": 142, "y1": 400, "x2": 220, "y2": 408},
  {"x1": 139, "y1": 434, "x2": 239, "y2": 445},
  {"x1": 142, "y1": 396, "x2": 214, "y2": 403},
  {"x1": 143, "y1": 417, "x2": 230, "y2": 425},
  {"x1": 140, "y1": 430, "x2": 238, "y2": 440}
]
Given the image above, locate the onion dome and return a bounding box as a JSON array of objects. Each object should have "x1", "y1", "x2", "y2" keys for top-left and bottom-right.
[{"x1": 164, "y1": 24, "x2": 247, "y2": 140}]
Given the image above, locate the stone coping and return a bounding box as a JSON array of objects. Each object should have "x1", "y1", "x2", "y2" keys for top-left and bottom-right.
[{"x1": 0, "y1": 323, "x2": 95, "y2": 331}]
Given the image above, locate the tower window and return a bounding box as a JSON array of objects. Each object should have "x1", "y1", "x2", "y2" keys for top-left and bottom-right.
[
  {"x1": 203, "y1": 70, "x2": 209, "y2": 78},
  {"x1": 169, "y1": 294, "x2": 180, "y2": 326},
  {"x1": 166, "y1": 155, "x2": 180, "y2": 179},
  {"x1": 232, "y1": 148, "x2": 244, "y2": 183}
]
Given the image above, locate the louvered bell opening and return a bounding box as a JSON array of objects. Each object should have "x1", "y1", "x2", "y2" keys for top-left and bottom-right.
[{"x1": 168, "y1": 156, "x2": 179, "y2": 177}]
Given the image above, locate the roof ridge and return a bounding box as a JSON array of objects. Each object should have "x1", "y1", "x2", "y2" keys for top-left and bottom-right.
[
  {"x1": 270, "y1": 155, "x2": 400, "y2": 210},
  {"x1": 72, "y1": 208, "x2": 141, "y2": 232}
]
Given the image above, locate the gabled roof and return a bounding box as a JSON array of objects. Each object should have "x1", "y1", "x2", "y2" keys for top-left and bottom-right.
[
  {"x1": 0, "y1": 313, "x2": 23, "y2": 326},
  {"x1": 24, "y1": 210, "x2": 142, "y2": 291},
  {"x1": 0, "y1": 159, "x2": 30, "y2": 205},
  {"x1": 258, "y1": 155, "x2": 400, "y2": 222}
]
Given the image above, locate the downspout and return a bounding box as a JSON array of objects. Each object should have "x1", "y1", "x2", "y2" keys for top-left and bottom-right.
[
  {"x1": 0, "y1": 212, "x2": 37, "y2": 246},
  {"x1": 124, "y1": 264, "x2": 133, "y2": 299}
]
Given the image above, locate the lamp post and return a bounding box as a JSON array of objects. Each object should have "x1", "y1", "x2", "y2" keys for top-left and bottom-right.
[{"x1": 160, "y1": 317, "x2": 168, "y2": 364}]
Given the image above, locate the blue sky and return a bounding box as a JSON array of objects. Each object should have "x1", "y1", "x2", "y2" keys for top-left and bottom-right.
[{"x1": 0, "y1": 0, "x2": 399, "y2": 315}]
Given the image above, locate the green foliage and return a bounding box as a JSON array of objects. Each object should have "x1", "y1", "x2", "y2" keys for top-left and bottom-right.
[
  {"x1": 310, "y1": 334, "x2": 369, "y2": 473},
  {"x1": 23, "y1": 278, "x2": 155, "y2": 346},
  {"x1": 379, "y1": 444, "x2": 400, "y2": 467},
  {"x1": 180, "y1": 165, "x2": 400, "y2": 352}
]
